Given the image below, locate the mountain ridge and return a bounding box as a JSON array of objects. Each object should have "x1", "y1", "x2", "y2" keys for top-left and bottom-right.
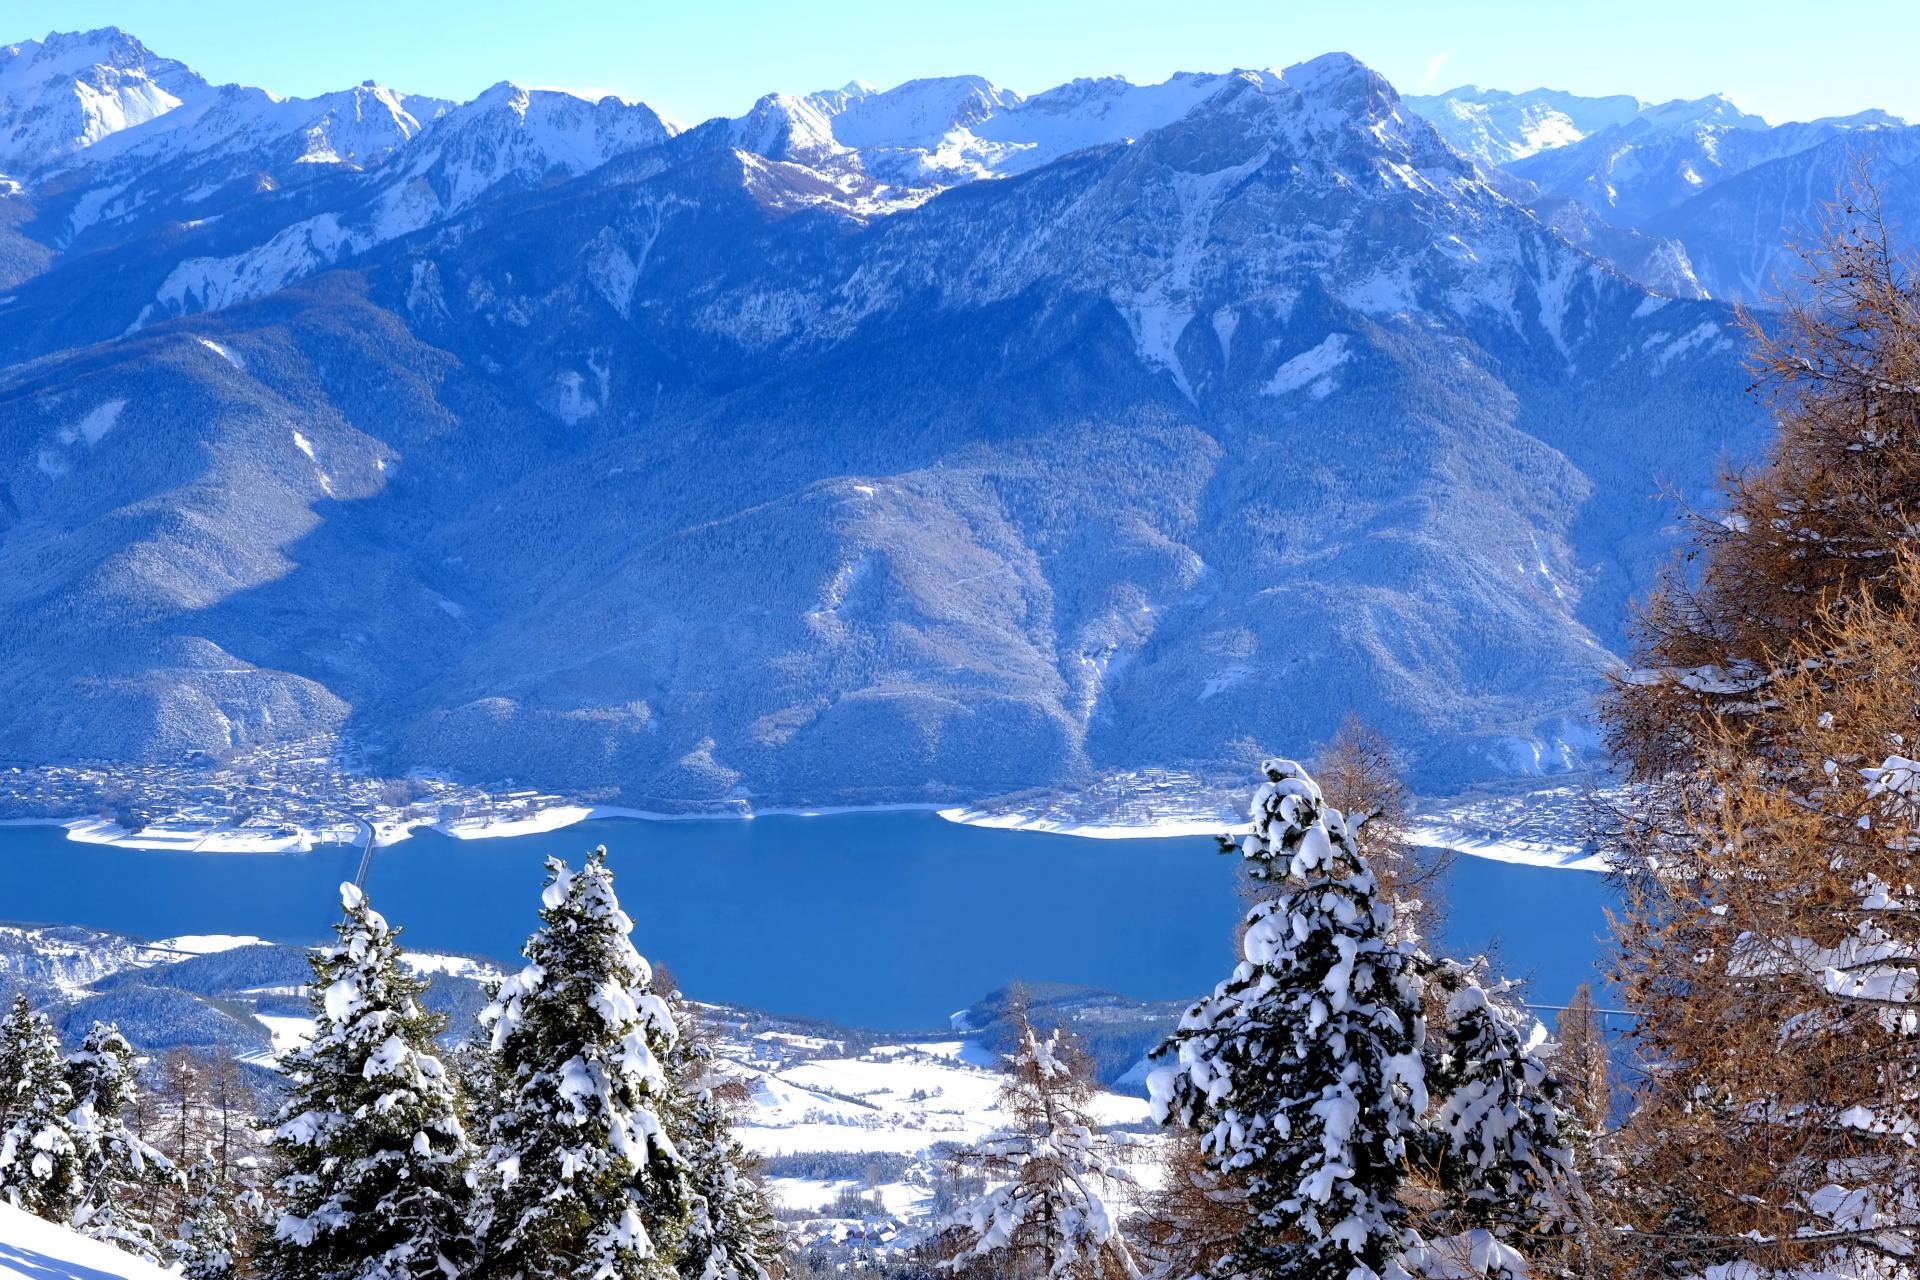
[{"x1": 0, "y1": 30, "x2": 1827, "y2": 804}]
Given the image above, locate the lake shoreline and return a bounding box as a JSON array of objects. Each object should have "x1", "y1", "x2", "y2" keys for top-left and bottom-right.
[
  {"x1": 18, "y1": 796, "x2": 1246, "y2": 856},
  {"x1": 14, "y1": 796, "x2": 1608, "y2": 873}
]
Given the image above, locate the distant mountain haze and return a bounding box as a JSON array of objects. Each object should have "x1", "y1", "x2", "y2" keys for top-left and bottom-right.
[{"x1": 7, "y1": 28, "x2": 1903, "y2": 804}]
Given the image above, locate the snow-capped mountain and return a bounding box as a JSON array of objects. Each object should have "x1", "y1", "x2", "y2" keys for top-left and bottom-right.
[
  {"x1": 0, "y1": 36, "x2": 1780, "y2": 803},
  {"x1": 1403, "y1": 85, "x2": 1643, "y2": 166},
  {"x1": 0, "y1": 27, "x2": 208, "y2": 172},
  {"x1": 71, "y1": 79, "x2": 450, "y2": 175},
  {"x1": 1647, "y1": 124, "x2": 1920, "y2": 300},
  {"x1": 711, "y1": 69, "x2": 1287, "y2": 210},
  {"x1": 1509, "y1": 96, "x2": 1902, "y2": 226}
]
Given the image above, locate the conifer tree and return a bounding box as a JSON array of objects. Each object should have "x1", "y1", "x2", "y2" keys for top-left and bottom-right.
[
  {"x1": 66, "y1": 1019, "x2": 170, "y2": 1260},
  {"x1": 1599, "y1": 188, "x2": 1920, "y2": 1278},
  {"x1": 1414, "y1": 966, "x2": 1577, "y2": 1276},
  {"x1": 1131, "y1": 1127, "x2": 1242, "y2": 1280},
  {"x1": 1604, "y1": 177, "x2": 1920, "y2": 778},
  {"x1": 679, "y1": 1087, "x2": 783, "y2": 1280},
  {"x1": 929, "y1": 999, "x2": 1136, "y2": 1280},
  {"x1": 0, "y1": 994, "x2": 81, "y2": 1220},
  {"x1": 1315, "y1": 715, "x2": 1448, "y2": 946},
  {"x1": 258, "y1": 882, "x2": 475, "y2": 1280},
  {"x1": 658, "y1": 992, "x2": 783, "y2": 1280},
  {"x1": 176, "y1": 1151, "x2": 240, "y2": 1280},
  {"x1": 1611, "y1": 562, "x2": 1920, "y2": 1278},
  {"x1": 1150, "y1": 761, "x2": 1427, "y2": 1280},
  {"x1": 1549, "y1": 986, "x2": 1609, "y2": 1148},
  {"x1": 477, "y1": 847, "x2": 690, "y2": 1280}
]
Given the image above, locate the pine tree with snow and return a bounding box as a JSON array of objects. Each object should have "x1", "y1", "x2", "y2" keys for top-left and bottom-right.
[
  {"x1": 1150, "y1": 760, "x2": 1427, "y2": 1280},
  {"x1": 476, "y1": 847, "x2": 690, "y2": 1280},
  {"x1": 658, "y1": 998, "x2": 783, "y2": 1280},
  {"x1": 1412, "y1": 965, "x2": 1577, "y2": 1278},
  {"x1": 930, "y1": 998, "x2": 1137, "y2": 1280},
  {"x1": 678, "y1": 1087, "x2": 783, "y2": 1280},
  {"x1": 0, "y1": 994, "x2": 81, "y2": 1221},
  {"x1": 65, "y1": 1020, "x2": 171, "y2": 1261},
  {"x1": 175, "y1": 1151, "x2": 240, "y2": 1280},
  {"x1": 256, "y1": 882, "x2": 476, "y2": 1280}
]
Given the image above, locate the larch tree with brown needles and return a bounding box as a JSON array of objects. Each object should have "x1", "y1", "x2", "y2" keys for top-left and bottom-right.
[
  {"x1": 1609, "y1": 563, "x2": 1920, "y2": 1278},
  {"x1": 925, "y1": 992, "x2": 1138, "y2": 1280},
  {"x1": 1599, "y1": 176, "x2": 1920, "y2": 1280},
  {"x1": 1604, "y1": 175, "x2": 1920, "y2": 780},
  {"x1": 1316, "y1": 715, "x2": 1454, "y2": 948}
]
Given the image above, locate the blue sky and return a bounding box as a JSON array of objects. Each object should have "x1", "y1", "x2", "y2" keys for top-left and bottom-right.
[{"x1": 10, "y1": 0, "x2": 1918, "y2": 127}]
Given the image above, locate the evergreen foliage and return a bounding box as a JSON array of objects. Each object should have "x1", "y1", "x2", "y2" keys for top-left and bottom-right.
[
  {"x1": 65, "y1": 1019, "x2": 170, "y2": 1260},
  {"x1": 1150, "y1": 761, "x2": 1428, "y2": 1280},
  {"x1": 477, "y1": 847, "x2": 691, "y2": 1280},
  {"x1": 175, "y1": 1151, "x2": 241, "y2": 1280},
  {"x1": 1416, "y1": 967, "x2": 1577, "y2": 1276},
  {"x1": 679, "y1": 1087, "x2": 784, "y2": 1280},
  {"x1": 258, "y1": 882, "x2": 476, "y2": 1280},
  {"x1": 0, "y1": 992, "x2": 81, "y2": 1220},
  {"x1": 930, "y1": 1001, "x2": 1136, "y2": 1280}
]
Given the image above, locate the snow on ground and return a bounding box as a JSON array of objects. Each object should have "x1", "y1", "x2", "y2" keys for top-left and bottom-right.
[
  {"x1": 144, "y1": 933, "x2": 270, "y2": 955},
  {"x1": 41, "y1": 771, "x2": 1608, "y2": 876},
  {"x1": 61, "y1": 816, "x2": 349, "y2": 853},
  {"x1": 0, "y1": 1200, "x2": 174, "y2": 1280},
  {"x1": 938, "y1": 807, "x2": 1244, "y2": 840},
  {"x1": 432, "y1": 803, "x2": 598, "y2": 839},
  {"x1": 241, "y1": 1012, "x2": 316, "y2": 1068},
  {"x1": 1406, "y1": 824, "x2": 1608, "y2": 872},
  {"x1": 719, "y1": 1032, "x2": 1154, "y2": 1219},
  {"x1": 195, "y1": 335, "x2": 243, "y2": 368},
  {"x1": 1263, "y1": 332, "x2": 1352, "y2": 397},
  {"x1": 934, "y1": 768, "x2": 1244, "y2": 840},
  {"x1": 1409, "y1": 784, "x2": 1612, "y2": 873},
  {"x1": 401, "y1": 951, "x2": 504, "y2": 982}
]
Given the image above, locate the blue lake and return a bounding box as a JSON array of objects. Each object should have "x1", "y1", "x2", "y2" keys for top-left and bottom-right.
[{"x1": 0, "y1": 812, "x2": 1613, "y2": 1029}]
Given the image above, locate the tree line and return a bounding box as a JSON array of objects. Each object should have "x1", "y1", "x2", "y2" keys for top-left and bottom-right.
[{"x1": 0, "y1": 848, "x2": 783, "y2": 1280}]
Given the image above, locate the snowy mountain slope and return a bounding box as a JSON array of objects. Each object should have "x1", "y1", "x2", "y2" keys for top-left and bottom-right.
[
  {"x1": 1526, "y1": 194, "x2": 1704, "y2": 298},
  {"x1": 0, "y1": 1201, "x2": 174, "y2": 1280},
  {"x1": 67, "y1": 79, "x2": 449, "y2": 176},
  {"x1": 720, "y1": 69, "x2": 1257, "y2": 201},
  {"x1": 1509, "y1": 95, "x2": 1902, "y2": 228},
  {"x1": 0, "y1": 46, "x2": 1771, "y2": 801},
  {"x1": 134, "y1": 82, "x2": 678, "y2": 322},
  {"x1": 1646, "y1": 124, "x2": 1920, "y2": 301},
  {"x1": 0, "y1": 27, "x2": 208, "y2": 174},
  {"x1": 1404, "y1": 85, "x2": 1643, "y2": 166},
  {"x1": 23, "y1": 79, "x2": 453, "y2": 262}
]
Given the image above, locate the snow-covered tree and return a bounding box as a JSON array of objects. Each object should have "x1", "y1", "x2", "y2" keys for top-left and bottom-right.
[
  {"x1": 656, "y1": 995, "x2": 783, "y2": 1280},
  {"x1": 930, "y1": 1001, "x2": 1137, "y2": 1280},
  {"x1": 1610, "y1": 558, "x2": 1920, "y2": 1278},
  {"x1": 0, "y1": 994, "x2": 81, "y2": 1220},
  {"x1": 1150, "y1": 760, "x2": 1427, "y2": 1280},
  {"x1": 1547, "y1": 986, "x2": 1608, "y2": 1150},
  {"x1": 175, "y1": 1151, "x2": 240, "y2": 1280},
  {"x1": 65, "y1": 1020, "x2": 171, "y2": 1260},
  {"x1": 477, "y1": 847, "x2": 690, "y2": 1280},
  {"x1": 257, "y1": 882, "x2": 475, "y2": 1280},
  {"x1": 1413, "y1": 967, "x2": 1577, "y2": 1278},
  {"x1": 679, "y1": 1087, "x2": 783, "y2": 1280}
]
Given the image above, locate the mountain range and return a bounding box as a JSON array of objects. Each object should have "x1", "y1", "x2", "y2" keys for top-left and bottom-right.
[{"x1": 1, "y1": 28, "x2": 1911, "y2": 805}]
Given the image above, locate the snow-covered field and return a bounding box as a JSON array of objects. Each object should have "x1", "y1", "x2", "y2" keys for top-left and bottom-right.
[
  {"x1": 707, "y1": 1027, "x2": 1157, "y2": 1224},
  {"x1": 937, "y1": 807, "x2": 1246, "y2": 840}
]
